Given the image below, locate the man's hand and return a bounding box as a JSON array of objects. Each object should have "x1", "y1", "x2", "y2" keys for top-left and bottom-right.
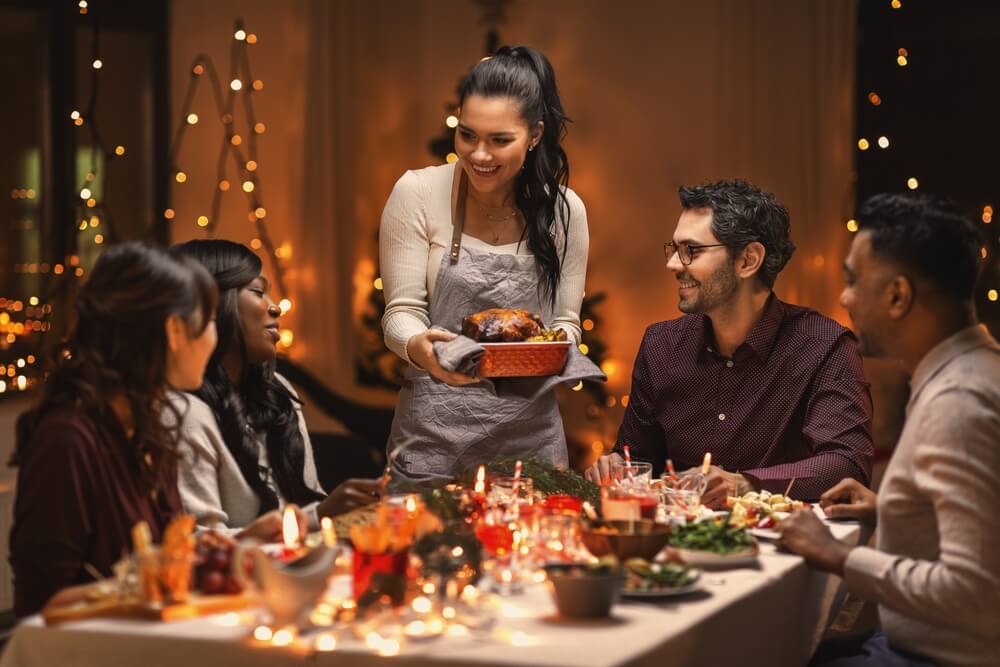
[
  {"x1": 818, "y1": 478, "x2": 878, "y2": 525},
  {"x1": 318, "y1": 478, "x2": 382, "y2": 518},
  {"x1": 700, "y1": 466, "x2": 749, "y2": 509},
  {"x1": 584, "y1": 453, "x2": 624, "y2": 486},
  {"x1": 776, "y1": 509, "x2": 852, "y2": 574}
]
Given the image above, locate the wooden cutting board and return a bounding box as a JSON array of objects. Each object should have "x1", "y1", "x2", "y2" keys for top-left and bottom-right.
[{"x1": 42, "y1": 591, "x2": 257, "y2": 625}]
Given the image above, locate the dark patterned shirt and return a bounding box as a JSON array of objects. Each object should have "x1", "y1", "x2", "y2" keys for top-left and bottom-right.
[{"x1": 614, "y1": 294, "x2": 873, "y2": 499}]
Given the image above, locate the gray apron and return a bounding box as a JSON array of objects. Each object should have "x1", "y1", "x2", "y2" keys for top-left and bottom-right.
[{"x1": 386, "y1": 168, "x2": 569, "y2": 487}]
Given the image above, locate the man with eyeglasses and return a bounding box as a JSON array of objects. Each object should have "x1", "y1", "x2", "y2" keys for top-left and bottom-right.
[{"x1": 586, "y1": 180, "x2": 874, "y2": 507}]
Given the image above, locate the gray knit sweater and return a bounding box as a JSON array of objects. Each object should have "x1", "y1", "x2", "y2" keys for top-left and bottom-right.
[{"x1": 166, "y1": 374, "x2": 324, "y2": 533}]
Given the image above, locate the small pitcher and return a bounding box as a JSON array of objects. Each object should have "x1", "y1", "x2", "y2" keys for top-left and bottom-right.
[{"x1": 232, "y1": 541, "x2": 336, "y2": 627}]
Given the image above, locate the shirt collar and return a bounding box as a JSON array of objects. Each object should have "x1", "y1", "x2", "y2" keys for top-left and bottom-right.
[
  {"x1": 701, "y1": 292, "x2": 783, "y2": 360},
  {"x1": 909, "y1": 324, "x2": 998, "y2": 404}
]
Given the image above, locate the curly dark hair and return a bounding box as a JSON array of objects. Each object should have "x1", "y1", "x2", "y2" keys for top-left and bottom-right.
[
  {"x1": 678, "y1": 180, "x2": 796, "y2": 288},
  {"x1": 459, "y1": 45, "x2": 572, "y2": 305},
  {"x1": 12, "y1": 242, "x2": 218, "y2": 494},
  {"x1": 857, "y1": 193, "x2": 984, "y2": 301},
  {"x1": 171, "y1": 240, "x2": 323, "y2": 513}
]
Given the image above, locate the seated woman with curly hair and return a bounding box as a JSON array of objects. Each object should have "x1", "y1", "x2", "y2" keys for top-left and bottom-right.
[{"x1": 9, "y1": 243, "x2": 218, "y2": 617}]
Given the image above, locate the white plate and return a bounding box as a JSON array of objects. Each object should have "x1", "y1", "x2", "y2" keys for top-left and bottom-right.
[
  {"x1": 622, "y1": 570, "x2": 703, "y2": 598},
  {"x1": 674, "y1": 546, "x2": 759, "y2": 568}
]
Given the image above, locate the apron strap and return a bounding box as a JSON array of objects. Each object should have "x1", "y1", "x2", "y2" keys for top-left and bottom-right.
[{"x1": 449, "y1": 165, "x2": 468, "y2": 263}]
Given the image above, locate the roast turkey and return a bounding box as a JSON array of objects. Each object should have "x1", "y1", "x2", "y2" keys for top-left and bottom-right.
[{"x1": 461, "y1": 308, "x2": 545, "y2": 342}]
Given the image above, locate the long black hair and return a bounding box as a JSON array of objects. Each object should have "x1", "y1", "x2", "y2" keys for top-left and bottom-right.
[
  {"x1": 13, "y1": 242, "x2": 218, "y2": 494},
  {"x1": 171, "y1": 239, "x2": 322, "y2": 512},
  {"x1": 459, "y1": 45, "x2": 572, "y2": 305}
]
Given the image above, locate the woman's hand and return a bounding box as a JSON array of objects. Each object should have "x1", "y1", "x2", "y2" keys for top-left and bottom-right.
[
  {"x1": 819, "y1": 478, "x2": 878, "y2": 526},
  {"x1": 406, "y1": 329, "x2": 479, "y2": 386},
  {"x1": 318, "y1": 479, "x2": 382, "y2": 518},
  {"x1": 237, "y1": 505, "x2": 309, "y2": 542}
]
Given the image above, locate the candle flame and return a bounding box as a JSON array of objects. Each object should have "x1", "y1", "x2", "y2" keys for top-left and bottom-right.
[
  {"x1": 474, "y1": 465, "x2": 486, "y2": 494},
  {"x1": 282, "y1": 506, "x2": 299, "y2": 549},
  {"x1": 320, "y1": 516, "x2": 336, "y2": 547},
  {"x1": 405, "y1": 496, "x2": 417, "y2": 514}
]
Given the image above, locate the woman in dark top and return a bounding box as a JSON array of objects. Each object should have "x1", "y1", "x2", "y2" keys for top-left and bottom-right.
[{"x1": 9, "y1": 242, "x2": 219, "y2": 617}]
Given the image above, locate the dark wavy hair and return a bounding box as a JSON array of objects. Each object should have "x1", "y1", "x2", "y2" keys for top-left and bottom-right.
[
  {"x1": 678, "y1": 180, "x2": 796, "y2": 288},
  {"x1": 459, "y1": 45, "x2": 572, "y2": 305},
  {"x1": 12, "y1": 242, "x2": 218, "y2": 494},
  {"x1": 858, "y1": 193, "x2": 984, "y2": 301},
  {"x1": 171, "y1": 239, "x2": 322, "y2": 513}
]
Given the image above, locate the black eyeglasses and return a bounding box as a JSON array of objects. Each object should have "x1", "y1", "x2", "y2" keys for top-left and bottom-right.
[{"x1": 663, "y1": 241, "x2": 728, "y2": 265}]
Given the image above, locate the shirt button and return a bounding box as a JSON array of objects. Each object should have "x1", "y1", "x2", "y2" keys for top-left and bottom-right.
[
  {"x1": 726, "y1": 360, "x2": 734, "y2": 368},
  {"x1": 718, "y1": 413, "x2": 726, "y2": 421}
]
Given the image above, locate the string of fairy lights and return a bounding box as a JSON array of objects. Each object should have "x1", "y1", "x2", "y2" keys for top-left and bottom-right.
[
  {"x1": 847, "y1": 0, "x2": 998, "y2": 306},
  {"x1": 167, "y1": 19, "x2": 296, "y2": 350}
]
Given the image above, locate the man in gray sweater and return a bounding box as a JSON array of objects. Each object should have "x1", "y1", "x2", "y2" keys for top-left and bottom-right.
[{"x1": 778, "y1": 193, "x2": 1000, "y2": 667}]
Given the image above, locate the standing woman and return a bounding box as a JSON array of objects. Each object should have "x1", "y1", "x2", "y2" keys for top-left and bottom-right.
[
  {"x1": 380, "y1": 46, "x2": 592, "y2": 485},
  {"x1": 9, "y1": 243, "x2": 218, "y2": 617},
  {"x1": 169, "y1": 240, "x2": 378, "y2": 535}
]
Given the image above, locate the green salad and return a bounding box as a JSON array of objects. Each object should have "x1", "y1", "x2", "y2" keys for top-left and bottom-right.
[
  {"x1": 624, "y1": 558, "x2": 695, "y2": 591},
  {"x1": 668, "y1": 518, "x2": 755, "y2": 553}
]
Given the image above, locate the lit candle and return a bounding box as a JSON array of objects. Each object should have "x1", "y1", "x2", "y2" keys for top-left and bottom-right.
[
  {"x1": 701, "y1": 452, "x2": 712, "y2": 475},
  {"x1": 280, "y1": 506, "x2": 302, "y2": 561},
  {"x1": 474, "y1": 465, "x2": 486, "y2": 497},
  {"x1": 321, "y1": 516, "x2": 336, "y2": 548}
]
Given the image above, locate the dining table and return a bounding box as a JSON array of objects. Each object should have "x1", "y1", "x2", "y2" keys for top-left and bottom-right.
[{"x1": 0, "y1": 513, "x2": 863, "y2": 667}]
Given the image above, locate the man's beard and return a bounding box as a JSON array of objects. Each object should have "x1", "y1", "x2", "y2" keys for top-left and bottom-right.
[{"x1": 677, "y1": 262, "x2": 739, "y2": 314}]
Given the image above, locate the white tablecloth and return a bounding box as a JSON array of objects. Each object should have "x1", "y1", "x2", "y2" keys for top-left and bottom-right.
[{"x1": 0, "y1": 521, "x2": 860, "y2": 667}]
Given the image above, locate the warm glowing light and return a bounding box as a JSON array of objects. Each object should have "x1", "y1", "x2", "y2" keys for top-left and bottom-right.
[
  {"x1": 75, "y1": 267, "x2": 84, "y2": 277},
  {"x1": 54, "y1": 265, "x2": 64, "y2": 275},
  {"x1": 275, "y1": 242, "x2": 292, "y2": 259},
  {"x1": 86, "y1": 197, "x2": 96, "y2": 208},
  {"x1": 234, "y1": 29, "x2": 247, "y2": 41},
  {"x1": 857, "y1": 138, "x2": 869, "y2": 151},
  {"x1": 247, "y1": 34, "x2": 258, "y2": 45},
  {"x1": 446, "y1": 152, "x2": 459, "y2": 164},
  {"x1": 175, "y1": 171, "x2": 187, "y2": 183},
  {"x1": 186, "y1": 113, "x2": 199, "y2": 124},
  {"x1": 906, "y1": 177, "x2": 919, "y2": 190},
  {"x1": 412, "y1": 596, "x2": 432, "y2": 614},
  {"x1": 252, "y1": 79, "x2": 264, "y2": 91},
  {"x1": 242, "y1": 181, "x2": 254, "y2": 193},
  {"x1": 281, "y1": 506, "x2": 299, "y2": 548},
  {"x1": 846, "y1": 219, "x2": 859, "y2": 233},
  {"x1": 446, "y1": 115, "x2": 459, "y2": 128},
  {"x1": 988, "y1": 290, "x2": 999, "y2": 302},
  {"x1": 315, "y1": 634, "x2": 336, "y2": 651},
  {"x1": 230, "y1": 79, "x2": 242, "y2": 91},
  {"x1": 92, "y1": 59, "x2": 103, "y2": 69},
  {"x1": 90, "y1": 215, "x2": 100, "y2": 227},
  {"x1": 982, "y1": 247, "x2": 989, "y2": 259},
  {"x1": 197, "y1": 215, "x2": 209, "y2": 227},
  {"x1": 578, "y1": 343, "x2": 590, "y2": 355},
  {"x1": 279, "y1": 329, "x2": 294, "y2": 348},
  {"x1": 17, "y1": 376, "x2": 26, "y2": 391},
  {"x1": 70, "y1": 110, "x2": 80, "y2": 120},
  {"x1": 271, "y1": 629, "x2": 294, "y2": 647},
  {"x1": 254, "y1": 122, "x2": 266, "y2": 134},
  {"x1": 600, "y1": 360, "x2": 619, "y2": 377},
  {"x1": 897, "y1": 55, "x2": 908, "y2": 66},
  {"x1": 582, "y1": 318, "x2": 595, "y2": 331},
  {"x1": 94, "y1": 234, "x2": 104, "y2": 244},
  {"x1": 373, "y1": 277, "x2": 383, "y2": 290},
  {"x1": 898, "y1": 47, "x2": 909, "y2": 57},
  {"x1": 891, "y1": 0, "x2": 901, "y2": 8},
  {"x1": 192, "y1": 64, "x2": 204, "y2": 76},
  {"x1": 114, "y1": 145, "x2": 126, "y2": 156},
  {"x1": 621, "y1": 394, "x2": 630, "y2": 407},
  {"x1": 164, "y1": 208, "x2": 175, "y2": 220},
  {"x1": 74, "y1": 117, "x2": 84, "y2": 126},
  {"x1": 868, "y1": 92, "x2": 882, "y2": 106},
  {"x1": 231, "y1": 134, "x2": 242, "y2": 146},
  {"x1": 250, "y1": 238, "x2": 263, "y2": 249},
  {"x1": 222, "y1": 113, "x2": 233, "y2": 124},
  {"x1": 571, "y1": 381, "x2": 583, "y2": 391},
  {"x1": 254, "y1": 207, "x2": 267, "y2": 219},
  {"x1": 79, "y1": 188, "x2": 91, "y2": 200},
  {"x1": 877, "y1": 136, "x2": 890, "y2": 148},
  {"x1": 78, "y1": 220, "x2": 87, "y2": 231},
  {"x1": 217, "y1": 180, "x2": 230, "y2": 192},
  {"x1": 28, "y1": 297, "x2": 38, "y2": 306}
]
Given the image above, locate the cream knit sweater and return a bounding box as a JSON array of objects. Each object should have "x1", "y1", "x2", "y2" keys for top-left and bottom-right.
[{"x1": 379, "y1": 161, "x2": 589, "y2": 363}]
